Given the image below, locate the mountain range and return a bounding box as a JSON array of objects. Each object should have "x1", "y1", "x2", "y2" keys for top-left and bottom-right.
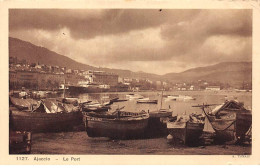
[{"x1": 9, "y1": 37, "x2": 252, "y2": 84}]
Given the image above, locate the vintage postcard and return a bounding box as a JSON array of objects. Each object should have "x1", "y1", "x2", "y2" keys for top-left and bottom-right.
[{"x1": 0, "y1": 0, "x2": 260, "y2": 165}]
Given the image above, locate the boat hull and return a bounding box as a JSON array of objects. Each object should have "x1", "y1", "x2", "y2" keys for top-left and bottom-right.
[
  {"x1": 137, "y1": 100, "x2": 158, "y2": 104},
  {"x1": 10, "y1": 110, "x2": 83, "y2": 132},
  {"x1": 168, "y1": 122, "x2": 204, "y2": 145},
  {"x1": 84, "y1": 115, "x2": 148, "y2": 139},
  {"x1": 145, "y1": 117, "x2": 168, "y2": 137},
  {"x1": 210, "y1": 119, "x2": 235, "y2": 142},
  {"x1": 144, "y1": 110, "x2": 173, "y2": 137},
  {"x1": 236, "y1": 112, "x2": 252, "y2": 138},
  {"x1": 82, "y1": 106, "x2": 110, "y2": 112},
  {"x1": 207, "y1": 111, "x2": 252, "y2": 143}
]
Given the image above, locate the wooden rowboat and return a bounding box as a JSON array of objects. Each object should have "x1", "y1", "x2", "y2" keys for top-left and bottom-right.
[
  {"x1": 167, "y1": 114, "x2": 205, "y2": 145},
  {"x1": 145, "y1": 109, "x2": 173, "y2": 137},
  {"x1": 83, "y1": 110, "x2": 149, "y2": 139},
  {"x1": 193, "y1": 100, "x2": 252, "y2": 143},
  {"x1": 10, "y1": 110, "x2": 82, "y2": 132},
  {"x1": 137, "y1": 98, "x2": 158, "y2": 104},
  {"x1": 9, "y1": 98, "x2": 83, "y2": 132}
]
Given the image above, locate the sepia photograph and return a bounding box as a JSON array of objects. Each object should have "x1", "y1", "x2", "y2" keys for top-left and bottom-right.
[{"x1": 8, "y1": 8, "x2": 253, "y2": 156}]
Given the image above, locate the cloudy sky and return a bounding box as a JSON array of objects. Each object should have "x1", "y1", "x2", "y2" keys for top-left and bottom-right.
[{"x1": 9, "y1": 9, "x2": 252, "y2": 75}]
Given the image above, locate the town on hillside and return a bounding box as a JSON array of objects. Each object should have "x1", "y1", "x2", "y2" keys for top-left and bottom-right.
[{"x1": 9, "y1": 56, "x2": 252, "y2": 92}]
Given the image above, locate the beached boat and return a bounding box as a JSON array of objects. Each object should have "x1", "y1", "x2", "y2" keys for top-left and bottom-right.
[
  {"x1": 137, "y1": 98, "x2": 158, "y2": 104},
  {"x1": 145, "y1": 109, "x2": 173, "y2": 137},
  {"x1": 80, "y1": 97, "x2": 120, "y2": 112},
  {"x1": 81, "y1": 101, "x2": 112, "y2": 112},
  {"x1": 10, "y1": 97, "x2": 40, "y2": 111},
  {"x1": 149, "y1": 108, "x2": 173, "y2": 118},
  {"x1": 83, "y1": 109, "x2": 149, "y2": 139},
  {"x1": 144, "y1": 90, "x2": 174, "y2": 137},
  {"x1": 193, "y1": 100, "x2": 252, "y2": 143},
  {"x1": 167, "y1": 114, "x2": 205, "y2": 145},
  {"x1": 9, "y1": 98, "x2": 82, "y2": 132}
]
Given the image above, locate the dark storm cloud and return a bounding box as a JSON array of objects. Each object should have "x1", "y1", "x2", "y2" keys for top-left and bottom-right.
[
  {"x1": 160, "y1": 9, "x2": 252, "y2": 41},
  {"x1": 9, "y1": 9, "x2": 201, "y2": 39},
  {"x1": 157, "y1": 10, "x2": 252, "y2": 63},
  {"x1": 9, "y1": 9, "x2": 252, "y2": 74}
]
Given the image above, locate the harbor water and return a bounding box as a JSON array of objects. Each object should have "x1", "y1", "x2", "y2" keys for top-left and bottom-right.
[{"x1": 31, "y1": 90, "x2": 252, "y2": 154}]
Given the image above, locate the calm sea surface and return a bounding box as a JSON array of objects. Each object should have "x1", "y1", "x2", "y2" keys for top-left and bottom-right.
[{"x1": 31, "y1": 90, "x2": 252, "y2": 154}]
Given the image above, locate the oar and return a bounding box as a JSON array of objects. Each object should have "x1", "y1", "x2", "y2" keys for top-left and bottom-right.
[
  {"x1": 192, "y1": 104, "x2": 220, "y2": 108},
  {"x1": 111, "y1": 106, "x2": 125, "y2": 115}
]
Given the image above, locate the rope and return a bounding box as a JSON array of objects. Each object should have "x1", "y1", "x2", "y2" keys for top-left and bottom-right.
[{"x1": 211, "y1": 120, "x2": 236, "y2": 132}]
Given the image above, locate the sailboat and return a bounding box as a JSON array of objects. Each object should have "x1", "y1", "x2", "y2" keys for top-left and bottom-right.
[{"x1": 149, "y1": 90, "x2": 173, "y2": 118}]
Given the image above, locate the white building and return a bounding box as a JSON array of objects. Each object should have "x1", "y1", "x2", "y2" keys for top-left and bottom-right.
[{"x1": 206, "y1": 86, "x2": 221, "y2": 91}]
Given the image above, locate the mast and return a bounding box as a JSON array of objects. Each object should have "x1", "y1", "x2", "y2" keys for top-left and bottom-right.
[
  {"x1": 63, "y1": 77, "x2": 66, "y2": 98},
  {"x1": 160, "y1": 89, "x2": 163, "y2": 109}
]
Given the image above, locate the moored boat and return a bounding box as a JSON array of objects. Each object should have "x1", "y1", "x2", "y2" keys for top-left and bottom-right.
[
  {"x1": 166, "y1": 95, "x2": 196, "y2": 101},
  {"x1": 137, "y1": 98, "x2": 158, "y2": 104},
  {"x1": 83, "y1": 109, "x2": 149, "y2": 139},
  {"x1": 111, "y1": 97, "x2": 128, "y2": 102},
  {"x1": 167, "y1": 114, "x2": 205, "y2": 145},
  {"x1": 126, "y1": 93, "x2": 144, "y2": 100}
]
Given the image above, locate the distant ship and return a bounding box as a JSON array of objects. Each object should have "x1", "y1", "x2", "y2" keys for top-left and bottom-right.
[{"x1": 68, "y1": 82, "x2": 110, "y2": 93}]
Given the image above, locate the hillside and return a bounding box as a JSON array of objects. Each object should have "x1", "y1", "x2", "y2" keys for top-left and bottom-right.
[
  {"x1": 9, "y1": 37, "x2": 160, "y2": 80},
  {"x1": 163, "y1": 62, "x2": 252, "y2": 84},
  {"x1": 9, "y1": 37, "x2": 252, "y2": 84}
]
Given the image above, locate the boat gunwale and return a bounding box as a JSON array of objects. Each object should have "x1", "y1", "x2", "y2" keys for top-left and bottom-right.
[{"x1": 85, "y1": 114, "x2": 149, "y2": 121}]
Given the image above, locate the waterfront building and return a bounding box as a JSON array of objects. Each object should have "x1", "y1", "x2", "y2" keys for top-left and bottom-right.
[
  {"x1": 118, "y1": 77, "x2": 124, "y2": 83},
  {"x1": 38, "y1": 72, "x2": 65, "y2": 90},
  {"x1": 66, "y1": 69, "x2": 72, "y2": 73},
  {"x1": 9, "y1": 69, "x2": 66, "y2": 90},
  {"x1": 84, "y1": 70, "x2": 118, "y2": 86},
  {"x1": 123, "y1": 78, "x2": 132, "y2": 82},
  {"x1": 9, "y1": 70, "x2": 17, "y2": 89},
  {"x1": 16, "y1": 70, "x2": 38, "y2": 89},
  {"x1": 206, "y1": 86, "x2": 221, "y2": 91},
  {"x1": 65, "y1": 73, "x2": 84, "y2": 86}
]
